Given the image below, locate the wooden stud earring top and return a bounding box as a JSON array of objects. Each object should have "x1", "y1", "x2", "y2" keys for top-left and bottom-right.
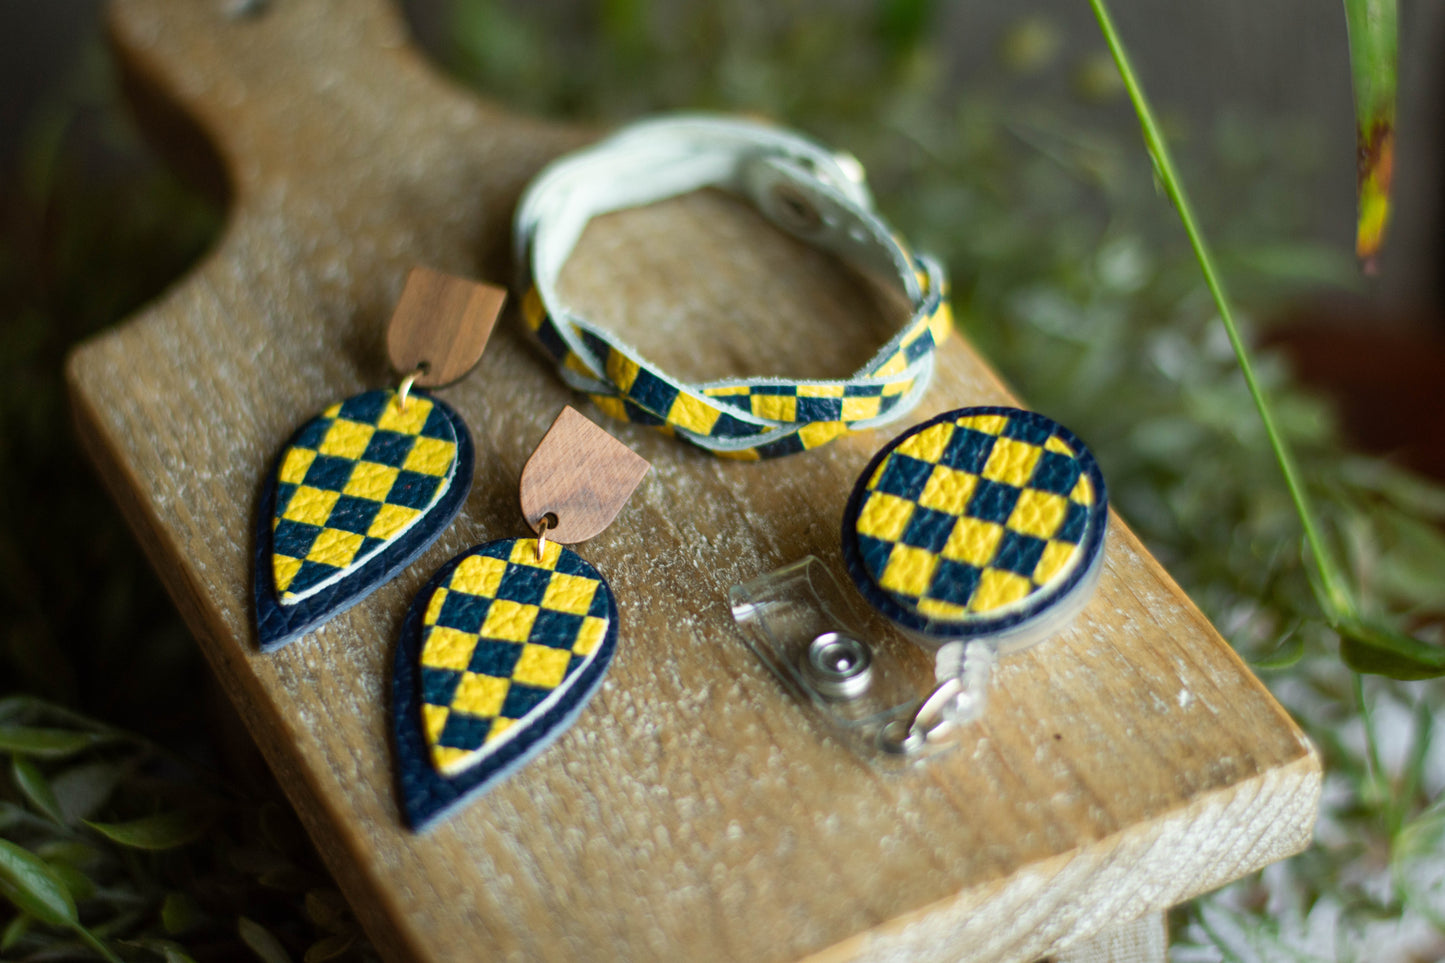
[
  {"x1": 520, "y1": 406, "x2": 652, "y2": 545},
  {"x1": 387, "y1": 266, "x2": 508, "y2": 388}
]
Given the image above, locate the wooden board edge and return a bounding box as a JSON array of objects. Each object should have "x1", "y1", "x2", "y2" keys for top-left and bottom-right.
[{"x1": 801, "y1": 749, "x2": 1321, "y2": 963}]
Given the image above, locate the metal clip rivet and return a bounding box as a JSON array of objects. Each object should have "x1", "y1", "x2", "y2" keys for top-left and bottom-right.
[{"x1": 802, "y1": 632, "x2": 873, "y2": 701}]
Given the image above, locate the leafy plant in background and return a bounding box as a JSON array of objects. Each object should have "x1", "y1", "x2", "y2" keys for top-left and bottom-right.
[
  {"x1": 0, "y1": 46, "x2": 377, "y2": 963},
  {"x1": 0, "y1": 697, "x2": 377, "y2": 963},
  {"x1": 2, "y1": 0, "x2": 1443, "y2": 959}
]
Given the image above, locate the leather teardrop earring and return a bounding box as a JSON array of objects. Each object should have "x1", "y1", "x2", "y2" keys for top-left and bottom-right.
[
  {"x1": 393, "y1": 406, "x2": 649, "y2": 831},
  {"x1": 253, "y1": 268, "x2": 505, "y2": 652}
]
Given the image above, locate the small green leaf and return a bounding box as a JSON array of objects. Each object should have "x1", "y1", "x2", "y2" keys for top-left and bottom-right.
[
  {"x1": 1338, "y1": 616, "x2": 1445, "y2": 680},
  {"x1": 52, "y1": 762, "x2": 123, "y2": 823},
  {"x1": 11, "y1": 756, "x2": 66, "y2": 824},
  {"x1": 47, "y1": 861, "x2": 94, "y2": 903},
  {"x1": 1251, "y1": 624, "x2": 1307, "y2": 671},
  {"x1": 36, "y1": 840, "x2": 98, "y2": 867},
  {"x1": 0, "y1": 697, "x2": 34, "y2": 722},
  {"x1": 304, "y1": 932, "x2": 357, "y2": 963},
  {"x1": 85, "y1": 810, "x2": 211, "y2": 850},
  {"x1": 0, "y1": 838, "x2": 78, "y2": 929},
  {"x1": 239, "y1": 916, "x2": 293, "y2": 963},
  {"x1": 304, "y1": 889, "x2": 349, "y2": 932},
  {"x1": 1, "y1": 912, "x2": 29, "y2": 951},
  {"x1": 0, "y1": 727, "x2": 96, "y2": 759},
  {"x1": 162, "y1": 891, "x2": 204, "y2": 935},
  {"x1": 119, "y1": 937, "x2": 200, "y2": 963}
]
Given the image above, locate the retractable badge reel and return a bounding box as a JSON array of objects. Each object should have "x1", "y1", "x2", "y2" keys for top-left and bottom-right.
[{"x1": 732, "y1": 406, "x2": 1109, "y2": 761}]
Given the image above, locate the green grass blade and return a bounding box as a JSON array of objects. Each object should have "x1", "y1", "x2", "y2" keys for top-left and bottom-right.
[
  {"x1": 1343, "y1": 0, "x2": 1398, "y2": 270},
  {"x1": 1085, "y1": 0, "x2": 1445, "y2": 680},
  {"x1": 1084, "y1": 0, "x2": 1351, "y2": 613}
]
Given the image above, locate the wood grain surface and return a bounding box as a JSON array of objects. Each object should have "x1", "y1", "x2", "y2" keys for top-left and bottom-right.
[
  {"x1": 68, "y1": 1, "x2": 1321, "y2": 961},
  {"x1": 386, "y1": 267, "x2": 506, "y2": 388},
  {"x1": 519, "y1": 406, "x2": 651, "y2": 543}
]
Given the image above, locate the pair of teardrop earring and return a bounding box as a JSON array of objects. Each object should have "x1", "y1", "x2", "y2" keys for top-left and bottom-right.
[{"x1": 252, "y1": 267, "x2": 649, "y2": 830}]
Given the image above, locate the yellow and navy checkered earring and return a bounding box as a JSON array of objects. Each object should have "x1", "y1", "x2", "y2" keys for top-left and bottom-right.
[
  {"x1": 513, "y1": 113, "x2": 952, "y2": 460},
  {"x1": 253, "y1": 268, "x2": 505, "y2": 652},
  {"x1": 393, "y1": 407, "x2": 649, "y2": 831}
]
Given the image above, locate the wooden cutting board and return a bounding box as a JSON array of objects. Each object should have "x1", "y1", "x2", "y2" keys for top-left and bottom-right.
[{"x1": 68, "y1": 1, "x2": 1320, "y2": 960}]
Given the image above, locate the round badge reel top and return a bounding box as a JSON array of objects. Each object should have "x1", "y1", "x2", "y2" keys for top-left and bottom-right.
[{"x1": 841, "y1": 405, "x2": 1109, "y2": 656}]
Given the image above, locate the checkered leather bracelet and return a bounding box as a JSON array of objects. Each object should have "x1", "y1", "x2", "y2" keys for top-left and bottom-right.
[{"x1": 514, "y1": 114, "x2": 952, "y2": 460}]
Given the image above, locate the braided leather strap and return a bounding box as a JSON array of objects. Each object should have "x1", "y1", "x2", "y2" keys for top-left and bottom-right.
[{"x1": 515, "y1": 114, "x2": 951, "y2": 460}]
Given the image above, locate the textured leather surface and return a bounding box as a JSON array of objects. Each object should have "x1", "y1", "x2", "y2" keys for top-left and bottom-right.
[
  {"x1": 841, "y1": 406, "x2": 1107, "y2": 642},
  {"x1": 253, "y1": 393, "x2": 475, "y2": 652},
  {"x1": 393, "y1": 539, "x2": 619, "y2": 831}
]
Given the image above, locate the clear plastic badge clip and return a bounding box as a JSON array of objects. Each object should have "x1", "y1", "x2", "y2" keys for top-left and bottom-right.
[{"x1": 729, "y1": 556, "x2": 994, "y2": 762}]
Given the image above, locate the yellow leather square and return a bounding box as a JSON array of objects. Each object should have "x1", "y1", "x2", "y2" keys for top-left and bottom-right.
[
  {"x1": 1007, "y1": 488, "x2": 1068, "y2": 539},
  {"x1": 573, "y1": 617, "x2": 608, "y2": 656},
  {"x1": 319, "y1": 418, "x2": 375, "y2": 459},
  {"x1": 856, "y1": 492, "x2": 915, "y2": 542},
  {"x1": 451, "y1": 672, "x2": 510, "y2": 717},
  {"x1": 970, "y1": 568, "x2": 1032, "y2": 612},
  {"x1": 366, "y1": 502, "x2": 420, "y2": 540},
  {"x1": 278, "y1": 446, "x2": 317, "y2": 485},
  {"x1": 981, "y1": 437, "x2": 1042, "y2": 488},
  {"x1": 272, "y1": 555, "x2": 304, "y2": 593},
  {"x1": 402, "y1": 437, "x2": 456, "y2": 477},
  {"x1": 343, "y1": 461, "x2": 400, "y2": 501},
  {"x1": 667, "y1": 392, "x2": 722, "y2": 434},
  {"x1": 283, "y1": 485, "x2": 341, "y2": 526},
  {"x1": 511, "y1": 644, "x2": 571, "y2": 689},
  {"x1": 376, "y1": 395, "x2": 433, "y2": 435},
  {"x1": 509, "y1": 538, "x2": 561, "y2": 570},
  {"x1": 421, "y1": 626, "x2": 480, "y2": 671},
  {"x1": 1033, "y1": 539, "x2": 1080, "y2": 585},
  {"x1": 878, "y1": 544, "x2": 939, "y2": 598},
  {"x1": 423, "y1": 588, "x2": 448, "y2": 626},
  {"x1": 751, "y1": 394, "x2": 797, "y2": 422},
  {"x1": 305, "y1": 527, "x2": 364, "y2": 568},
  {"x1": 541, "y1": 573, "x2": 600, "y2": 615},
  {"x1": 942, "y1": 516, "x2": 1004, "y2": 567},
  {"x1": 895, "y1": 422, "x2": 953, "y2": 463},
  {"x1": 479, "y1": 600, "x2": 540, "y2": 643},
  {"x1": 450, "y1": 555, "x2": 507, "y2": 598},
  {"x1": 841, "y1": 395, "x2": 882, "y2": 422},
  {"x1": 917, "y1": 464, "x2": 978, "y2": 515}
]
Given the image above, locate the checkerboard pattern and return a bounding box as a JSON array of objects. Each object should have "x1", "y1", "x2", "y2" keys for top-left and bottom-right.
[
  {"x1": 417, "y1": 538, "x2": 612, "y2": 777},
  {"x1": 270, "y1": 389, "x2": 457, "y2": 605},
  {"x1": 852, "y1": 411, "x2": 1098, "y2": 623},
  {"x1": 518, "y1": 256, "x2": 952, "y2": 460}
]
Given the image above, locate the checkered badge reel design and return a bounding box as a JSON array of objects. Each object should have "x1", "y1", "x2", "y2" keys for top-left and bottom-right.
[
  {"x1": 270, "y1": 389, "x2": 459, "y2": 605},
  {"x1": 416, "y1": 538, "x2": 613, "y2": 777},
  {"x1": 845, "y1": 407, "x2": 1107, "y2": 635}
]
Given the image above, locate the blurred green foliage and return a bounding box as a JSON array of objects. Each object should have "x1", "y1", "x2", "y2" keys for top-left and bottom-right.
[
  {"x1": 2, "y1": 0, "x2": 1443, "y2": 959},
  {"x1": 0, "y1": 42, "x2": 376, "y2": 963}
]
